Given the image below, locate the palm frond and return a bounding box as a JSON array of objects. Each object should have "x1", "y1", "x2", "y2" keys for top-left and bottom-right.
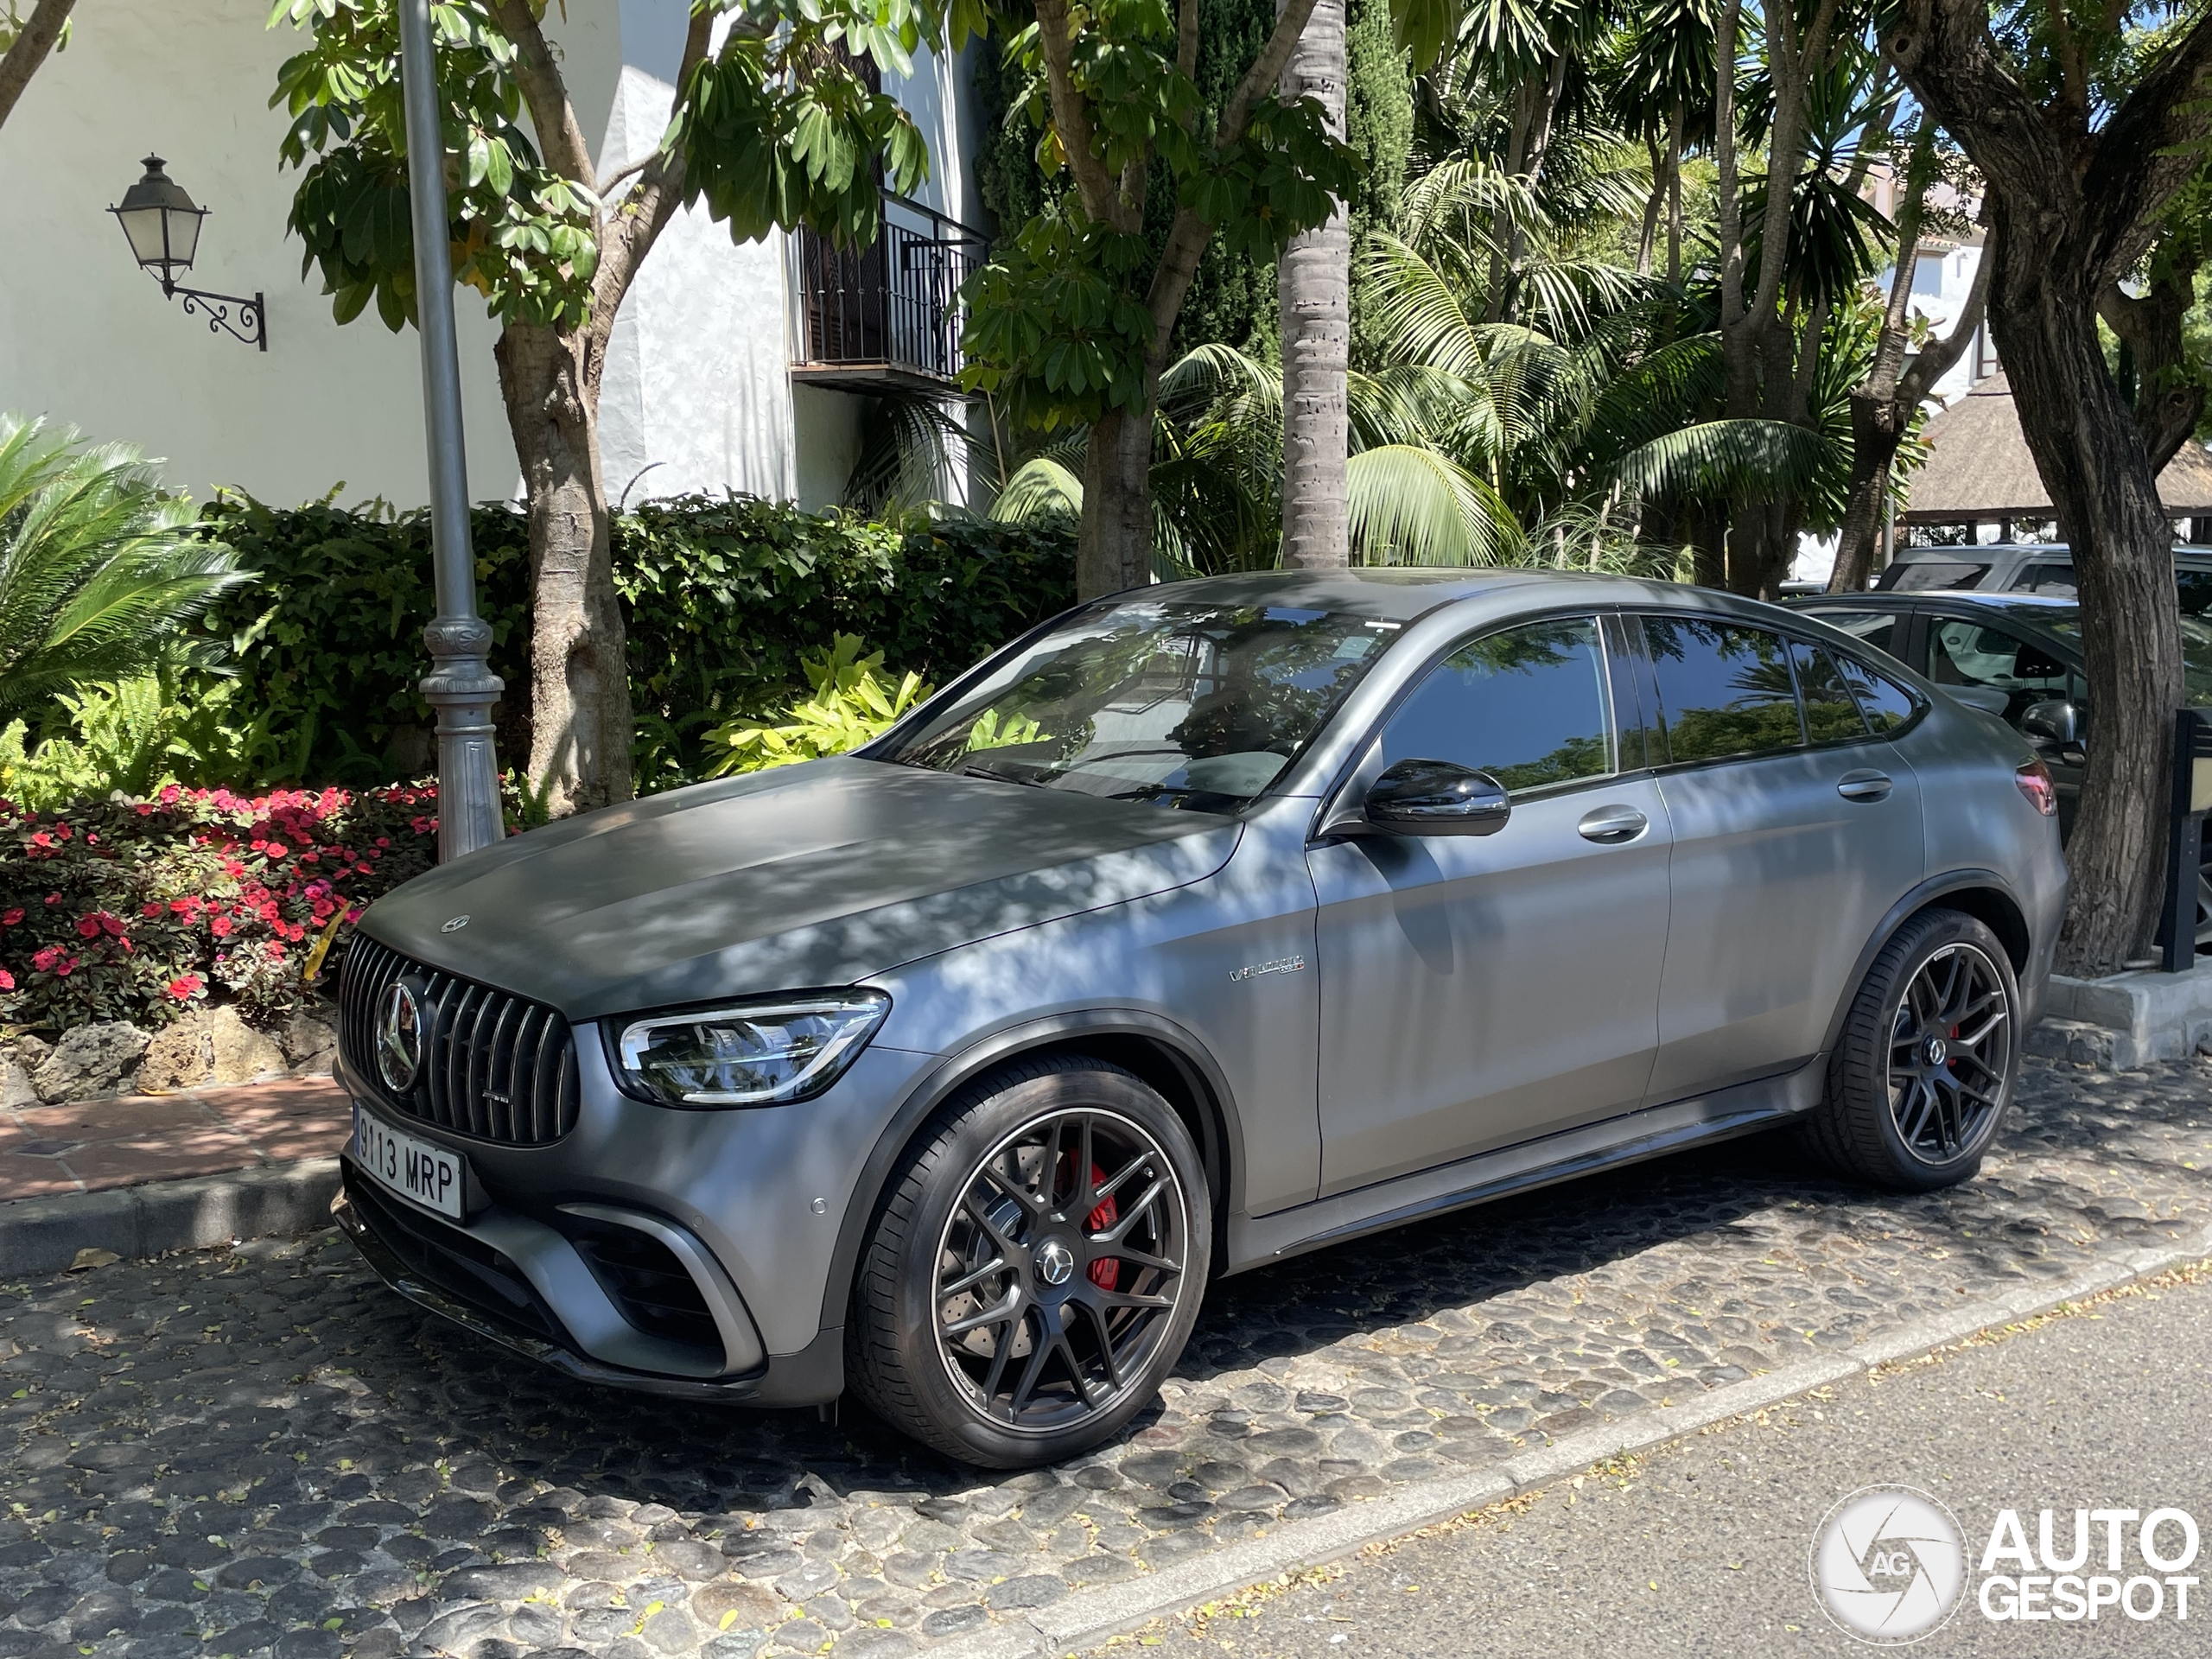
[
  {"x1": 1348, "y1": 446, "x2": 1523, "y2": 566},
  {"x1": 1610, "y1": 418, "x2": 1842, "y2": 502}
]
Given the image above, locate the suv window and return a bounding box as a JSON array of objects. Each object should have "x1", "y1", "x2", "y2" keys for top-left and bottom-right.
[
  {"x1": 1929, "y1": 619, "x2": 2072, "y2": 724},
  {"x1": 1880, "y1": 558, "x2": 1991, "y2": 592},
  {"x1": 2178, "y1": 570, "x2": 2212, "y2": 618},
  {"x1": 2015, "y1": 562, "x2": 2077, "y2": 597},
  {"x1": 1380, "y1": 616, "x2": 1614, "y2": 793},
  {"x1": 1790, "y1": 640, "x2": 1871, "y2": 743},
  {"x1": 1641, "y1": 617, "x2": 1805, "y2": 764}
]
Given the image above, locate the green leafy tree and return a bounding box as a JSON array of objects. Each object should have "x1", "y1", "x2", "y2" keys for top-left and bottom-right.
[
  {"x1": 268, "y1": 0, "x2": 967, "y2": 817},
  {"x1": 959, "y1": 0, "x2": 1361, "y2": 597},
  {"x1": 0, "y1": 416, "x2": 251, "y2": 721}
]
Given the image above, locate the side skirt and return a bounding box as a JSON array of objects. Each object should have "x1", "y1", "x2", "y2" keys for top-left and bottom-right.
[{"x1": 1223, "y1": 1059, "x2": 1826, "y2": 1274}]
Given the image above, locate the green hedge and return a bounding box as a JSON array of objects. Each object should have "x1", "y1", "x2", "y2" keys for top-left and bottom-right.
[{"x1": 192, "y1": 493, "x2": 1077, "y2": 790}]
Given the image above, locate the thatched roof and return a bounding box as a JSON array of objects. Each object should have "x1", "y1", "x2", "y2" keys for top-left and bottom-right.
[{"x1": 1901, "y1": 371, "x2": 2212, "y2": 524}]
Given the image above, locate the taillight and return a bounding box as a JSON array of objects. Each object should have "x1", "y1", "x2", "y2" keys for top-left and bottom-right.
[{"x1": 2015, "y1": 759, "x2": 2059, "y2": 817}]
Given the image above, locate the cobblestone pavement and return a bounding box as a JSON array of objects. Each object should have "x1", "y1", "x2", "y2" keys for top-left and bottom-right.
[{"x1": 3, "y1": 1056, "x2": 2209, "y2": 1659}]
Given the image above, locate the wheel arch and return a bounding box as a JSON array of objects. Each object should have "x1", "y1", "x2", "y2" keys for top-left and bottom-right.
[
  {"x1": 1821, "y1": 869, "x2": 2034, "y2": 1058},
  {"x1": 818, "y1": 1010, "x2": 1242, "y2": 1335}
]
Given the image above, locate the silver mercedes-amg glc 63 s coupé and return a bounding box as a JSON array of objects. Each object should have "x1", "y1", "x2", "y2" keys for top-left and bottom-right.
[{"x1": 332, "y1": 569, "x2": 2065, "y2": 1466}]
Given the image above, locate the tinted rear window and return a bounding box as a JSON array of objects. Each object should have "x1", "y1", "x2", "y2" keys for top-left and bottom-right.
[
  {"x1": 1833, "y1": 655, "x2": 1922, "y2": 734},
  {"x1": 2015, "y1": 563, "x2": 2077, "y2": 597},
  {"x1": 1880, "y1": 559, "x2": 1991, "y2": 592},
  {"x1": 1642, "y1": 618, "x2": 1805, "y2": 764}
]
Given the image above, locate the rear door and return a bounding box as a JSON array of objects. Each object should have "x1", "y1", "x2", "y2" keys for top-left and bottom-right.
[{"x1": 1636, "y1": 615, "x2": 1927, "y2": 1102}]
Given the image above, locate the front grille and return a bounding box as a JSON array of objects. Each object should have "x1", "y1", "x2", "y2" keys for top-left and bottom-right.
[
  {"x1": 563, "y1": 1219, "x2": 722, "y2": 1353},
  {"x1": 340, "y1": 936, "x2": 581, "y2": 1145}
]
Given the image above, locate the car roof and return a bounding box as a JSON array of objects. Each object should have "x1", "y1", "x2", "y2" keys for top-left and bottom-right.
[
  {"x1": 1885, "y1": 543, "x2": 2212, "y2": 564},
  {"x1": 1113, "y1": 568, "x2": 1782, "y2": 625},
  {"x1": 1791, "y1": 590, "x2": 2078, "y2": 614}
]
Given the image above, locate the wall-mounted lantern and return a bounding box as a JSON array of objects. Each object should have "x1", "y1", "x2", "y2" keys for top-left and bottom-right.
[{"x1": 108, "y1": 156, "x2": 266, "y2": 351}]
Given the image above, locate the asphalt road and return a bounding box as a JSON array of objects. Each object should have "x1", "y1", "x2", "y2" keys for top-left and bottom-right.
[{"x1": 1127, "y1": 1263, "x2": 2212, "y2": 1657}]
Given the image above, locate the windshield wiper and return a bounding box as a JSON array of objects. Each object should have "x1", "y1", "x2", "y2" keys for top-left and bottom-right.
[{"x1": 962, "y1": 761, "x2": 1046, "y2": 788}]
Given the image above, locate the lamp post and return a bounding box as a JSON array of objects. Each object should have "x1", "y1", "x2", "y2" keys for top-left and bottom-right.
[
  {"x1": 107, "y1": 157, "x2": 266, "y2": 350},
  {"x1": 397, "y1": 0, "x2": 505, "y2": 860}
]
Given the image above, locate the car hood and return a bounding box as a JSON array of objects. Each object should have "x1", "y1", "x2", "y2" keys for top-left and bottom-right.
[{"x1": 358, "y1": 757, "x2": 1241, "y2": 1022}]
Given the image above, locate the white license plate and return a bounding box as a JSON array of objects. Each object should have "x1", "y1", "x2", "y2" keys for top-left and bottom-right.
[{"x1": 352, "y1": 1104, "x2": 467, "y2": 1221}]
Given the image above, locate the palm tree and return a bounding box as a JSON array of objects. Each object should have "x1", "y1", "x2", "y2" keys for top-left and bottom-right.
[
  {"x1": 0, "y1": 415, "x2": 251, "y2": 718},
  {"x1": 1279, "y1": 0, "x2": 1353, "y2": 570}
]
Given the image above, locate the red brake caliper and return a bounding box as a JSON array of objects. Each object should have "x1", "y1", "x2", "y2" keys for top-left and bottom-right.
[{"x1": 1083, "y1": 1161, "x2": 1119, "y2": 1290}]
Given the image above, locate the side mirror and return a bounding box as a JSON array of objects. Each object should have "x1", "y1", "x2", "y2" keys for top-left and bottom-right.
[
  {"x1": 1363, "y1": 759, "x2": 1510, "y2": 837},
  {"x1": 2021, "y1": 698, "x2": 2080, "y2": 747}
]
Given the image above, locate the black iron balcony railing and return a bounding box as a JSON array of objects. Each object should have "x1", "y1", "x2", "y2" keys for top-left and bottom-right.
[{"x1": 791, "y1": 193, "x2": 986, "y2": 394}]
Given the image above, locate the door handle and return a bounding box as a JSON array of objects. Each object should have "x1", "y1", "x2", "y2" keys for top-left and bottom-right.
[
  {"x1": 1577, "y1": 804, "x2": 1648, "y2": 843},
  {"x1": 1837, "y1": 770, "x2": 1893, "y2": 803}
]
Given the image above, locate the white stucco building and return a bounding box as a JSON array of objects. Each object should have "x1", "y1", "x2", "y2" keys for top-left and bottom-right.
[{"x1": 0, "y1": 0, "x2": 985, "y2": 512}]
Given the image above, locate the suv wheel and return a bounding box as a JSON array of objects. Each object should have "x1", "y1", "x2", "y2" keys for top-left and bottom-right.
[
  {"x1": 848, "y1": 1058, "x2": 1211, "y2": 1467},
  {"x1": 1806, "y1": 907, "x2": 2019, "y2": 1191}
]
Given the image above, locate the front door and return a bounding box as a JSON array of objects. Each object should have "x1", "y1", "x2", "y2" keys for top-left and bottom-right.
[
  {"x1": 1638, "y1": 616, "x2": 1927, "y2": 1101},
  {"x1": 1310, "y1": 613, "x2": 1672, "y2": 1196}
]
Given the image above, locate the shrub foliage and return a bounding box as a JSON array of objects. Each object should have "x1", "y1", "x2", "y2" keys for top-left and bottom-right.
[{"x1": 188, "y1": 493, "x2": 1076, "y2": 791}]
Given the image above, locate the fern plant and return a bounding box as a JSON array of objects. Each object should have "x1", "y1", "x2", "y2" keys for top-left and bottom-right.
[{"x1": 703, "y1": 636, "x2": 930, "y2": 777}]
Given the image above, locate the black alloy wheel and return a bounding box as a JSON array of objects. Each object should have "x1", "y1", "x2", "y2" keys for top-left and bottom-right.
[
  {"x1": 1885, "y1": 940, "x2": 2012, "y2": 1164},
  {"x1": 849, "y1": 1057, "x2": 1211, "y2": 1467},
  {"x1": 931, "y1": 1107, "x2": 1189, "y2": 1432},
  {"x1": 1806, "y1": 906, "x2": 2021, "y2": 1192}
]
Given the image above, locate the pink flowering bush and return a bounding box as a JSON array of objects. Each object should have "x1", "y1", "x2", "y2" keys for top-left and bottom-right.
[{"x1": 0, "y1": 782, "x2": 448, "y2": 1033}]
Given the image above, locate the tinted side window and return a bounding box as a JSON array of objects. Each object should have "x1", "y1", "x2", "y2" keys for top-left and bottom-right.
[
  {"x1": 1929, "y1": 620, "x2": 2070, "y2": 726},
  {"x1": 1833, "y1": 655, "x2": 1921, "y2": 734},
  {"x1": 1380, "y1": 617, "x2": 1613, "y2": 793},
  {"x1": 1790, "y1": 640, "x2": 1871, "y2": 743},
  {"x1": 1642, "y1": 618, "x2": 1805, "y2": 764},
  {"x1": 2017, "y1": 563, "x2": 2077, "y2": 597},
  {"x1": 2177, "y1": 570, "x2": 2212, "y2": 619}
]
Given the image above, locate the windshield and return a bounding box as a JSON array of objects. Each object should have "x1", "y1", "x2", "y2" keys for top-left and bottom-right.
[
  {"x1": 878, "y1": 598, "x2": 1396, "y2": 810},
  {"x1": 1993, "y1": 607, "x2": 2212, "y2": 706}
]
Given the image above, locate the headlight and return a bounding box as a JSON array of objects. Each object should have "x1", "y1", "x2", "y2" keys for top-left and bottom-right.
[{"x1": 611, "y1": 991, "x2": 892, "y2": 1107}]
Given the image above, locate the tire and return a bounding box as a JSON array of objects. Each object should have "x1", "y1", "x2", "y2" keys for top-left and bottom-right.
[
  {"x1": 847, "y1": 1056, "x2": 1212, "y2": 1468},
  {"x1": 1804, "y1": 906, "x2": 2020, "y2": 1192}
]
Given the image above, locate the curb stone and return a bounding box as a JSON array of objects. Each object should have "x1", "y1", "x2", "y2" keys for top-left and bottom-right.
[
  {"x1": 927, "y1": 1220, "x2": 2212, "y2": 1659},
  {"x1": 0, "y1": 1156, "x2": 340, "y2": 1278}
]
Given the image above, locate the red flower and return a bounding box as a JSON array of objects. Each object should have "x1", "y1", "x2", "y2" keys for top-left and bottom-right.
[
  {"x1": 30, "y1": 944, "x2": 77, "y2": 976},
  {"x1": 44, "y1": 893, "x2": 60, "y2": 906},
  {"x1": 0, "y1": 908, "x2": 21, "y2": 926},
  {"x1": 166, "y1": 975, "x2": 203, "y2": 1001},
  {"x1": 142, "y1": 902, "x2": 165, "y2": 918},
  {"x1": 210, "y1": 916, "x2": 233, "y2": 938},
  {"x1": 0, "y1": 968, "x2": 13, "y2": 992},
  {"x1": 76, "y1": 916, "x2": 102, "y2": 939}
]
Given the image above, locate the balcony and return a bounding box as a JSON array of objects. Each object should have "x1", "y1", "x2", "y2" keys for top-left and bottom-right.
[{"x1": 790, "y1": 194, "x2": 986, "y2": 397}]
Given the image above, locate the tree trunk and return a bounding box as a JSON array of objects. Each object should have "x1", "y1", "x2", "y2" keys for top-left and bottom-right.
[
  {"x1": 0, "y1": 0, "x2": 74, "y2": 132},
  {"x1": 1279, "y1": 0, "x2": 1351, "y2": 570},
  {"x1": 2101, "y1": 245, "x2": 2208, "y2": 472},
  {"x1": 494, "y1": 322, "x2": 634, "y2": 816},
  {"x1": 1078, "y1": 406, "x2": 1155, "y2": 596},
  {"x1": 1886, "y1": 0, "x2": 2212, "y2": 973},
  {"x1": 1991, "y1": 230, "x2": 2183, "y2": 971},
  {"x1": 1829, "y1": 395, "x2": 1909, "y2": 593}
]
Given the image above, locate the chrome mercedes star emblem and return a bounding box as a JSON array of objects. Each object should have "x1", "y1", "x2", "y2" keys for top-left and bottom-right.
[
  {"x1": 441, "y1": 914, "x2": 470, "y2": 933},
  {"x1": 1035, "y1": 1239, "x2": 1076, "y2": 1287},
  {"x1": 1923, "y1": 1035, "x2": 1949, "y2": 1067},
  {"x1": 375, "y1": 981, "x2": 425, "y2": 1093}
]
